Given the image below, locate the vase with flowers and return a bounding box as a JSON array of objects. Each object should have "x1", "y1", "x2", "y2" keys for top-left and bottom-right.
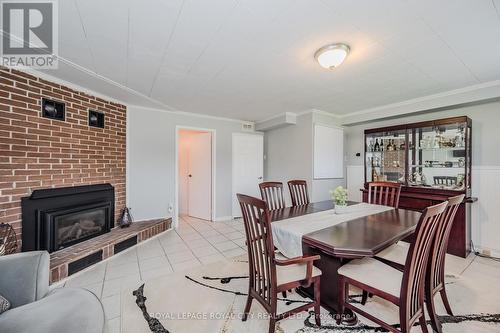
[{"x1": 330, "y1": 186, "x2": 348, "y2": 214}]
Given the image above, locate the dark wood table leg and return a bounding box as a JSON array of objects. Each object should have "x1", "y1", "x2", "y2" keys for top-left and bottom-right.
[{"x1": 301, "y1": 244, "x2": 358, "y2": 326}]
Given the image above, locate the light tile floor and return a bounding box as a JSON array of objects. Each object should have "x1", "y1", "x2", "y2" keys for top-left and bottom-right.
[
  {"x1": 55, "y1": 215, "x2": 247, "y2": 332},
  {"x1": 55, "y1": 215, "x2": 492, "y2": 333}
]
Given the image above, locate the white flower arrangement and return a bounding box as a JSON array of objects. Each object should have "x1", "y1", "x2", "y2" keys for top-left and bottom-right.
[{"x1": 330, "y1": 186, "x2": 348, "y2": 207}]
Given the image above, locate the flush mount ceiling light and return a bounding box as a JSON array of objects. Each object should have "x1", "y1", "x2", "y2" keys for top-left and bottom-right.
[{"x1": 314, "y1": 43, "x2": 350, "y2": 70}]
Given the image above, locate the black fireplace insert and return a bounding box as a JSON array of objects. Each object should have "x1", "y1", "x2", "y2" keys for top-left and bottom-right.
[{"x1": 21, "y1": 184, "x2": 115, "y2": 253}]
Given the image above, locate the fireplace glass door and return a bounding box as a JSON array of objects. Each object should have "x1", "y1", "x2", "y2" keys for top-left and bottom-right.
[
  {"x1": 55, "y1": 208, "x2": 106, "y2": 249},
  {"x1": 44, "y1": 202, "x2": 111, "y2": 251}
]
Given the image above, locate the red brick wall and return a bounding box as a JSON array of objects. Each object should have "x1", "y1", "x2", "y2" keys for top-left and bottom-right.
[{"x1": 0, "y1": 66, "x2": 126, "y2": 250}]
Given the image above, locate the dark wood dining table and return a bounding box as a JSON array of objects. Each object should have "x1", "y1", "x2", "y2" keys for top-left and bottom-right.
[{"x1": 269, "y1": 200, "x2": 422, "y2": 316}]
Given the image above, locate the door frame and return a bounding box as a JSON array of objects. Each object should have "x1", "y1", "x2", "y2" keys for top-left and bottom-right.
[
  {"x1": 175, "y1": 126, "x2": 216, "y2": 228},
  {"x1": 231, "y1": 132, "x2": 264, "y2": 218}
]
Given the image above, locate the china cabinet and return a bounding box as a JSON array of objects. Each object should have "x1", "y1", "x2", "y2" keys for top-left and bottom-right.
[{"x1": 362, "y1": 116, "x2": 476, "y2": 257}]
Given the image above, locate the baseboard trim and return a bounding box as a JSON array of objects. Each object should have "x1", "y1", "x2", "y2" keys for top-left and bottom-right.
[
  {"x1": 474, "y1": 246, "x2": 500, "y2": 259},
  {"x1": 213, "y1": 216, "x2": 233, "y2": 222}
]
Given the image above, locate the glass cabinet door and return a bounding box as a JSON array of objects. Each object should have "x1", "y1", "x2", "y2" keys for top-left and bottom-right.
[
  {"x1": 407, "y1": 121, "x2": 468, "y2": 190},
  {"x1": 365, "y1": 129, "x2": 407, "y2": 183}
]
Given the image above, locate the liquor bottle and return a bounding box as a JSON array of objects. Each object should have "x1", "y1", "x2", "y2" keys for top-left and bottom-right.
[
  {"x1": 380, "y1": 139, "x2": 384, "y2": 152},
  {"x1": 386, "y1": 140, "x2": 392, "y2": 151},
  {"x1": 374, "y1": 139, "x2": 380, "y2": 152},
  {"x1": 368, "y1": 139, "x2": 374, "y2": 152}
]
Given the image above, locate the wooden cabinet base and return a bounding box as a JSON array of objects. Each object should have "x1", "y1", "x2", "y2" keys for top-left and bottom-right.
[{"x1": 362, "y1": 187, "x2": 473, "y2": 258}]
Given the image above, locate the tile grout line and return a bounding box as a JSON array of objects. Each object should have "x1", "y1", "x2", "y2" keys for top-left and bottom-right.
[
  {"x1": 180, "y1": 215, "x2": 245, "y2": 260},
  {"x1": 157, "y1": 232, "x2": 176, "y2": 273},
  {"x1": 161, "y1": 216, "x2": 204, "y2": 268},
  {"x1": 175, "y1": 216, "x2": 203, "y2": 265},
  {"x1": 135, "y1": 244, "x2": 143, "y2": 281},
  {"x1": 99, "y1": 261, "x2": 109, "y2": 299},
  {"x1": 180, "y1": 216, "x2": 231, "y2": 259},
  {"x1": 459, "y1": 254, "x2": 477, "y2": 275}
]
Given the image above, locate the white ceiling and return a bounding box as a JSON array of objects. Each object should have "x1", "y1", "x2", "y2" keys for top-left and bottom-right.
[{"x1": 41, "y1": 0, "x2": 500, "y2": 121}]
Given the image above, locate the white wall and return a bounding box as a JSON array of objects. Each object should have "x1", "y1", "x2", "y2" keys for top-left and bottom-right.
[
  {"x1": 344, "y1": 101, "x2": 500, "y2": 255},
  {"x1": 127, "y1": 106, "x2": 247, "y2": 223},
  {"x1": 264, "y1": 113, "x2": 313, "y2": 205},
  {"x1": 264, "y1": 111, "x2": 346, "y2": 204}
]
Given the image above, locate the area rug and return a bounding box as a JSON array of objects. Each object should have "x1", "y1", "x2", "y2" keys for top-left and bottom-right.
[{"x1": 121, "y1": 256, "x2": 500, "y2": 333}]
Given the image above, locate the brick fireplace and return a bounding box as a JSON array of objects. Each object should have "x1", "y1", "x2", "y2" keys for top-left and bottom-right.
[
  {"x1": 1, "y1": 66, "x2": 172, "y2": 283},
  {"x1": 0, "y1": 66, "x2": 126, "y2": 250}
]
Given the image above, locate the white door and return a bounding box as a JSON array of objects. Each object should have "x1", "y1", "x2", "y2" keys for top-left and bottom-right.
[
  {"x1": 188, "y1": 132, "x2": 212, "y2": 220},
  {"x1": 232, "y1": 133, "x2": 264, "y2": 217}
]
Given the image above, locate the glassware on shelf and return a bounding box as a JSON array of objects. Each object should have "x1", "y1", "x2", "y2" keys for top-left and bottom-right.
[
  {"x1": 433, "y1": 136, "x2": 441, "y2": 149},
  {"x1": 420, "y1": 136, "x2": 433, "y2": 149},
  {"x1": 386, "y1": 139, "x2": 394, "y2": 151},
  {"x1": 409, "y1": 171, "x2": 427, "y2": 186},
  {"x1": 455, "y1": 126, "x2": 465, "y2": 148},
  {"x1": 457, "y1": 173, "x2": 464, "y2": 183},
  {"x1": 398, "y1": 174, "x2": 405, "y2": 183}
]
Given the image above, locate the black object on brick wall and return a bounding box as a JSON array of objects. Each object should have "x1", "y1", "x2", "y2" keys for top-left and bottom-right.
[{"x1": 21, "y1": 184, "x2": 115, "y2": 253}]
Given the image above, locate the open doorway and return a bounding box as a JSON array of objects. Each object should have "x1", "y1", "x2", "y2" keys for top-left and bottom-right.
[{"x1": 176, "y1": 128, "x2": 215, "y2": 223}]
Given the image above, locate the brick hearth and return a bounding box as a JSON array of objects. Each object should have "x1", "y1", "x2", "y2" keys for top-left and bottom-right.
[{"x1": 50, "y1": 218, "x2": 172, "y2": 284}]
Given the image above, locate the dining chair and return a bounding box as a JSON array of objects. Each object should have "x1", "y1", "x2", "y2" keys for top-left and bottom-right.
[
  {"x1": 237, "y1": 194, "x2": 322, "y2": 333},
  {"x1": 337, "y1": 201, "x2": 448, "y2": 333},
  {"x1": 367, "y1": 181, "x2": 402, "y2": 208},
  {"x1": 374, "y1": 194, "x2": 465, "y2": 333},
  {"x1": 288, "y1": 180, "x2": 310, "y2": 206},
  {"x1": 259, "y1": 182, "x2": 286, "y2": 210}
]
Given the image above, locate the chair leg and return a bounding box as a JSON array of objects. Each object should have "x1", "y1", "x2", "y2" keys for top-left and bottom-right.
[
  {"x1": 440, "y1": 288, "x2": 454, "y2": 316},
  {"x1": 425, "y1": 288, "x2": 442, "y2": 333},
  {"x1": 361, "y1": 290, "x2": 368, "y2": 305},
  {"x1": 242, "y1": 295, "x2": 253, "y2": 321},
  {"x1": 314, "y1": 278, "x2": 321, "y2": 326},
  {"x1": 419, "y1": 315, "x2": 430, "y2": 333},
  {"x1": 268, "y1": 317, "x2": 276, "y2": 333},
  {"x1": 281, "y1": 291, "x2": 287, "y2": 298},
  {"x1": 337, "y1": 276, "x2": 346, "y2": 325}
]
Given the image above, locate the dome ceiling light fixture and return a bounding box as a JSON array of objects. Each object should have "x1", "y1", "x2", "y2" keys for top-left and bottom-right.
[{"x1": 314, "y1": 43, "x2": 350, "y2": 70}]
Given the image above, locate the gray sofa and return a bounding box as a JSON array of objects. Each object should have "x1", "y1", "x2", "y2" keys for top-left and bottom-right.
[{"x1": 0, "y1": 251, "x2": 105, "y2": 333}]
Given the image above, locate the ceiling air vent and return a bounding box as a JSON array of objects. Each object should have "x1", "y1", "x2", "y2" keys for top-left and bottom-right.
[{"x1": 241, "y1": 122, "x2": 254, "y2": 132}]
